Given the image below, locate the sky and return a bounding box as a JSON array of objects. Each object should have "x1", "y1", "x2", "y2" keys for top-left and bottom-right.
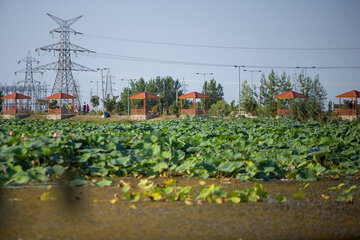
[{"x1": 0, "y1": 0, "x2": 359, "y2": 105}]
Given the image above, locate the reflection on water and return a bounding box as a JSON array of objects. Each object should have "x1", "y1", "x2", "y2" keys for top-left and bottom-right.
[{"x1": 1, "y1": 178, "x2": 359, "y2": 240}]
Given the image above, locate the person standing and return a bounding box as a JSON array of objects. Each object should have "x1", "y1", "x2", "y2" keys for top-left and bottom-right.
[
  {"x1": 83, "y1": 102, "x2": 86, "y2": 115},
  {"x1": 86, "y1": 103, "x2": 90, "y2": 114}
]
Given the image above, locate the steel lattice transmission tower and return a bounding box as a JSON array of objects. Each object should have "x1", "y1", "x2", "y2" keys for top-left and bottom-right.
[
  {"x1": 34, "y1": 13, "x2": 95, "y2": 106},
  {"x1": 105, "y1": 68, "x2": 115, "y2": 98},
  {"x1": 15, "y1": 51, "x2": 43, "y2": 112}
]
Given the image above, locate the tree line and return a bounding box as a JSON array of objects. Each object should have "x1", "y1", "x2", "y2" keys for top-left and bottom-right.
[{"x1": 90, "y1": 69, "x2": 327, "y2": 120}]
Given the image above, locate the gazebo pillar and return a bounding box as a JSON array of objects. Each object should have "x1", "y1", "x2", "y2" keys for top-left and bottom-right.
[
  {"x1": 355, "y1": 98, "x2": 358, "y2": 115},
  {"x1": 14, "y1": 99, "x2": 18, "y2": 114},
  {"x1": 193, "y1": 98, "x2": 196, "y2": 115},
  {"x1": 289, "y1": 99, "x2": 291, "y2": 110},
  {"x1": 60, "y1": 99, "x2": 62, "y2": 115},
  {"x1": 144, "y1": 99, "x2": 146, "y2": 115},
  {"x1": 277, "y1": 99, "x2": 279, "y2": 116},
  {"x1": 206, "y1": 99, "x2": 208, "y2": 114},
  {"x1": 180, "y1": 99, "x2": 183, "y2": 113},
  {"x1": 339, "y1": 98, "x2": 341, "y2": 115},
  {"x1": 131, "y1": 99, "x2": 133, "y2": 114}
]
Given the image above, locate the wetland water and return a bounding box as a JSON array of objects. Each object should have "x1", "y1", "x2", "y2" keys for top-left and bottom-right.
[{"x1": 1, "y1": 178, "x2": 359, "y2": 240}]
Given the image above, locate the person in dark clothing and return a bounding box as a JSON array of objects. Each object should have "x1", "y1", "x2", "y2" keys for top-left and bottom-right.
[{"x1": 83, "y1": 102, "x2": 86, "y2": 115}]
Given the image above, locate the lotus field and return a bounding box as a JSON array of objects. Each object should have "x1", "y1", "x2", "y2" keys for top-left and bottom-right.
[{"x1": 0, "y1": 118, "x2": 359, "y2": 186}]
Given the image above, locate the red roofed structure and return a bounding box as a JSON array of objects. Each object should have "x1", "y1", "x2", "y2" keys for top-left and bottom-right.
[
  {"x1": 45, "y1": 92, "x2": 77, "y2": 100},
  {"x1": 45, "y1": 92, "x2": 76, "y2": 117},
  {"x1": 274, "y1": 90, "x2": 308, "y2": 116},
  {"x1": 128, "y1": 92, "x2": 160, "y2": 118},
  {"x1": 1, "y1": 92, "x2": 31, "y2": 117},
  {"x1": 336, "y1": 90, "x2": 359, "y2": 117},
  {"x1": 178, "y1": 91, "x2": 210, "y2": 116}
]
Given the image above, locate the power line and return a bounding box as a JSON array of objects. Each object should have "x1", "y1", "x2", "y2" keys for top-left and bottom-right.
[
  {"x1": 85, "y1": 33, "x2": 360, "y2": 51},
  {"x1": 95, "y1": 52, "x2": 360, "y2": 70}
]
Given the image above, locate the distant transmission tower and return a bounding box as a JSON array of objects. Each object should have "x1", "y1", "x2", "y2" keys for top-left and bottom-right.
[
  {"x1": 35, "y1": 13, "x2": 95, "y2": 107},
  {"x1": 105, "y1": 68, "x2": 115, "y2": 98},
  {"x1": 182, "y1": 78, "x2": 188, "y2": 94},
  {"x1": 15, "y1": 51, "x2": 42, "y2": 112}
]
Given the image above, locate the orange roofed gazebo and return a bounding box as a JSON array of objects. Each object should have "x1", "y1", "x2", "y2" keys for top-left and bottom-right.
[
  {"x1": 275, "y1": 90, "x2": 308, "y2": 116},
  {"x1": 1, "y1": 93, "x2": 31, "y2": 119},
  {"x1": 178, "y1": 91, "x2": 210, "y2": 116},
  {"x1": 45, "y1": 92, "x2": 76, "y2": 119},
  {"x1": 129, "y1": 92, "x2": 160, "y2": 120},
  {"x1": 336, "y1": 90, "x2": 359, "y2": 119}
]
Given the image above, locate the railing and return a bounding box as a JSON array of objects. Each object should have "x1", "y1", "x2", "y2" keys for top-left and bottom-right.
[
  {"x1": 131, "y1": 109, "x2": 146, "y2": 115},
  {"x1": 2, "y1": 108, "x2": 30, "y2": 114},
  {"x1": 3, "y1": 109, "x2": 16, "y2": 114},
  {"x1": 339, "y1": 109, "x2": 357, "y2": 116},
  {"x1": 48, "y1": 109, "x2": 74, "y2": 115},
  {"x1": 277, "y1": 109, "x2": 289, "y2": 115},
  {"x1": 181, "y1": 109, "x2": 196, "y2": 115}
]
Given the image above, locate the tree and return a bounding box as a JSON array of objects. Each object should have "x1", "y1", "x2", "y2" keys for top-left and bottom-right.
[
  {"x1": 240, "y1": 80, "x2": 258, "y2": 114},
  {"x1": 104, "y1": 95, "x2": 118, "y2": 113},
  {"x1": 90, "y1": 95, "x2": 100, "y2": 109},
  {"x1": 260, "y1": 70, "x2": 292, "y2": 116},
  {"x1": 202, "y1": 79, "x2": 224, "y2": 108},
  {"x1": 0, "y1": 91, "x2": 3, "y2": 112},
  {"x1": 118, "y1": 76, "x2": 182, "y2": 115},
  {"x1": 209, "y1": 100, "x2": 230, "y2": 116},
  {"x1": 295, "y1": 72, "x2": 327, "y2": 110}
]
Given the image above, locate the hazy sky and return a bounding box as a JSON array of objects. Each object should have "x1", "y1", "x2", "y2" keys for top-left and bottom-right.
[{"x1": 0, "y1": 0, "x2": 359, "y2": 105}]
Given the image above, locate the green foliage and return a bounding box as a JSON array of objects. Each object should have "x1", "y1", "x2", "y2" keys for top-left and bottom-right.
[
  {"x1": 240, "y1": 80, "x2": 258, "y2": 115},
  {"x1": 0, "y1": 90, "x2": 3, "y2": 112},
  {"x1": 49, "y1": 100, "x2": 58, "y2": 109},
  {"x1": 259, "y1": 70, "x2": 292, "y2": 116},
  {"x1": 169, "y1": 102, "x2": 180, "y2": 116},
  {"x1": 296, "y1": 72, "x2": 327, "y2": 110},
  {"x1": 209, "y1": 100, "x2": 230, "y2": 116},
  {"x1": 104, "y1": 95, "x2": 119, "y2": 113},
  {"x1": 0, "y1": 118, "x2": 359, "y2": 185},
  {"x1": 118, "y1": 76, "x2": 182, "y2": 115},
  {"x1": 90, "y1": 95, "x2": 100, "y2": 109},
  {"x1": 201, "y1": 79, "x2": 224, "y2": 108}
]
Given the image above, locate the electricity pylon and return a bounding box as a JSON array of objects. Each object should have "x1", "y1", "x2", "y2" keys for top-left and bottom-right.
[
  {"x1": 15, "y1": 51, "x2": 42, "y2": 112},
  {"x1": 34, "y1": 13, "x2": 95, "y2": 107},
  {"x1": 105, "y1": 68, "x2": 115, "y2": 98}
]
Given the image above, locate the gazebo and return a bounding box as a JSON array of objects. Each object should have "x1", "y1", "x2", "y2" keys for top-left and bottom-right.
[
  {"x1": 178, "y1": 91, "x2": 210, "y2": 117},
  {"x1": 129, "y1": 92, "x2": 160, "y2": 120},
  {"x1": 275, "y1": 90, "x2": 308, "y2": 117},
  {"x1": 45, "y1": 92, "x2": 76, "y2": 119},
  {"x1": 1, "y1": 93, "x2": 31, "y2": 119},
  {"x1": 336, "y1": 90, "x2": 359, "y2": 120}
]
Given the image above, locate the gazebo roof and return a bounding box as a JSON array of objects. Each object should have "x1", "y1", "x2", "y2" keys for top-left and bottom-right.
[
  {"x1": 1, "y1": 93, "x2": 31, "y2": 100},
  {"x1": 129, "y1": 92, "x2": 160, "y2": 99},
  {"x1": 178, "y1": 91, "x2": 210, "y2": 99},
  {"x1": 275, "y1": 90, "x2": 308, "y2": 99},
  {"x1": 45, "y1": 92, "x2": 76, "y2": 100},
  {"x1": 336, "y1": 90, "x2": 360, "y2": 98}
]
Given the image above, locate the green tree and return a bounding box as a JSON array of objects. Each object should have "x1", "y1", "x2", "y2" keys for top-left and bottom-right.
[
  {"x1": 118, "y1": 76, "x2": 182, "y2": 115},
  {"x1": 0, "y1": 91, "x2": 3, "y2": 112},
  {"x1": 240, "y1": 80, "x2": 258, "y2": 114},
  {"x1": 296, "y1": 72, "x2": 327, "y2": 109},
  {"x1": 209, "y1": 100, "x2": 230, "y2": 116},
  {"x1": 201, "y1": 79, "x2": 224, "y2": 108},
  {"x1": 260, "y1": 70, "x2": 292, "y2": 116},
  {"x1": 104, "y1": 95, "x2": 118, "y2": 113},
  {"x1": 90, "y1": 95, "x2": 100, "y2": 109}
]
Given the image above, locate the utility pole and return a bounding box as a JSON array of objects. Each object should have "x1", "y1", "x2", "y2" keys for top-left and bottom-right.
[
  {"x1": 15, "y1": 51, "x2": 42, "y2": 112},
  {"x1": 243, "y1": 69, "x2": 262, "y2": 96},
  {"x1": 34, "y1": 14, "x2": 95, "y2": 107},
  {"x1": 234, "y1": 65, "x2": 245, "y2": 114},
  {"x1": 121, "y1": 79, "x2": 132, "y2": 117}
]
